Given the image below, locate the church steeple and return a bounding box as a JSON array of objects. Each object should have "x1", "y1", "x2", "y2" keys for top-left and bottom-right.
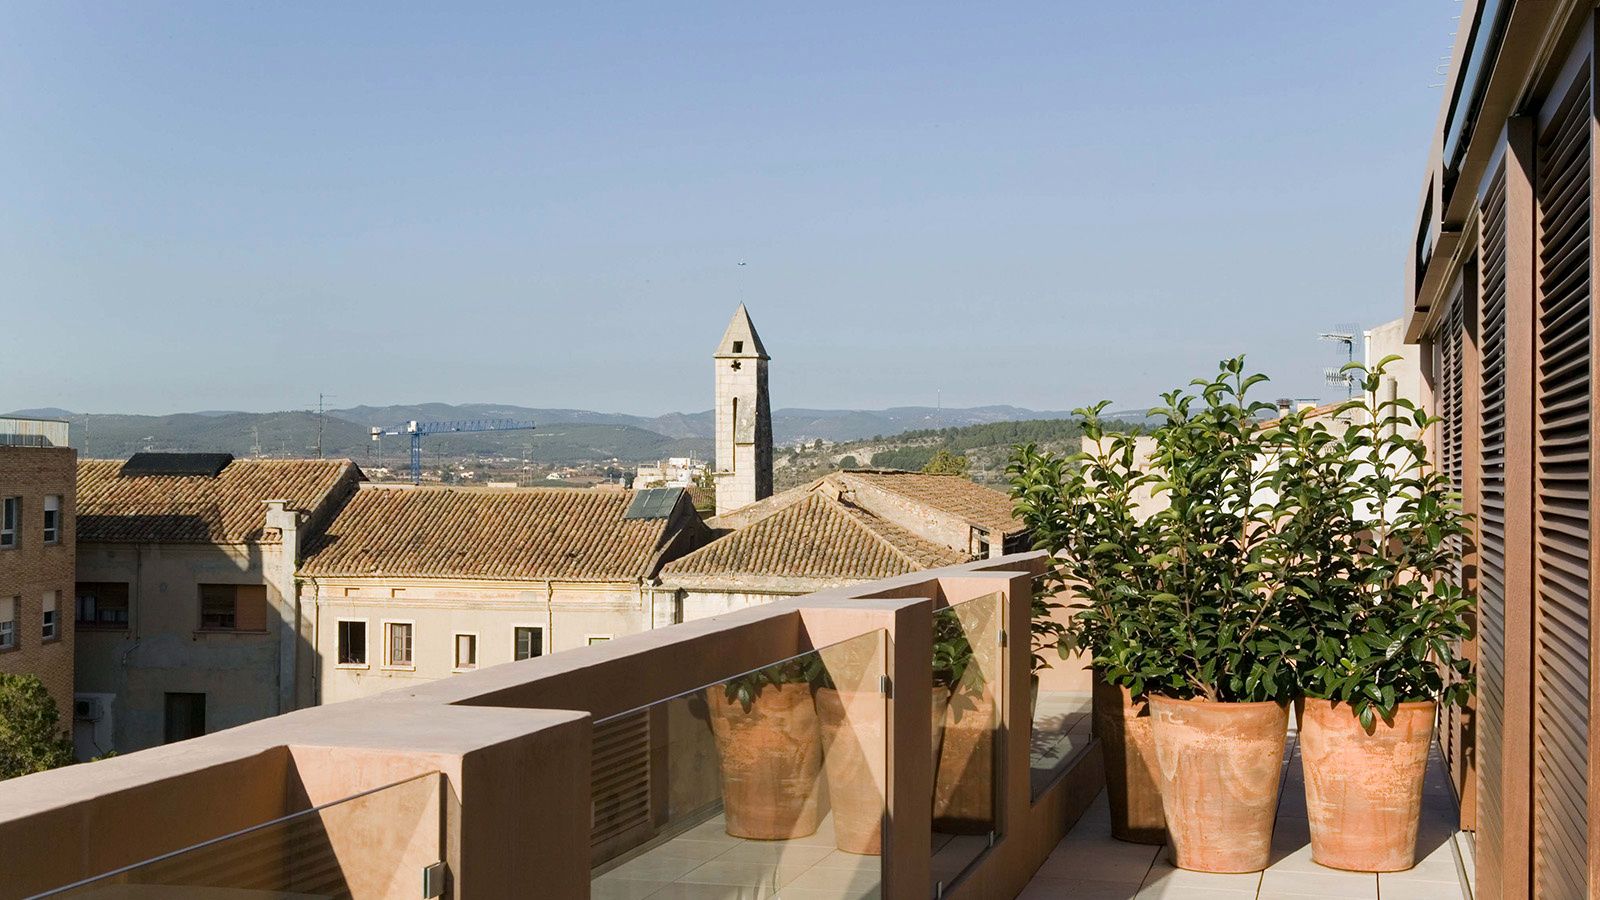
[
  {"x1": 715, "y1": 303, "x2": 770, "y2": 360},
  {"x1": 713, "y1": 305, "x2": 773, "y2": 516}
]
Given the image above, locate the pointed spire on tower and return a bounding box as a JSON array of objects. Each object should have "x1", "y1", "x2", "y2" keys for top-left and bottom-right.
[{"x1": 715, "y1": 303, "x2": 770, "y2": 359}]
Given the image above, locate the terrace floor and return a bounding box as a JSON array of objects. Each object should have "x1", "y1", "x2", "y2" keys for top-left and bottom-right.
[{"x1": 1022, "y1": 736, "x2": 1472, "y2": 900}]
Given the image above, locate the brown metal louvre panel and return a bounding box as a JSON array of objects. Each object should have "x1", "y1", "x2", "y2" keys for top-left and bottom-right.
[
  {"x1": 590, "y1": 710, "x2": 652, "y2": 862},
  {"x1": 1436, "y1": 281, "x2": 1468, "y2": 791},
  {"x1": 1533, "y1": 70, "x2": 1592, "y2": 900},
  {"x1": 1477, "y1": 162, "x2": 1509, "y2": 885}
]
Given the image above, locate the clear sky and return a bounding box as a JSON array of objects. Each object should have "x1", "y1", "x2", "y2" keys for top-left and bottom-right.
[{"x1": 3, "y1": 3, "x2": 1455, "y2": 416}]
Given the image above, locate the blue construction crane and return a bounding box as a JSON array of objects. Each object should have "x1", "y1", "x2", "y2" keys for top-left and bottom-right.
[{"x1": 369, "y1": 419, "x2": 537, "y2": 484}]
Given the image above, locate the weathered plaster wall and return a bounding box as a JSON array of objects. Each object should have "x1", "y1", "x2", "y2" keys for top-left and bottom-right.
[
  {"x1": 75, "y1": 540, "x2": 297, "y2": 753},
  {"x1": 842, "y1": 478, "x2": 982, "y2": 554}
]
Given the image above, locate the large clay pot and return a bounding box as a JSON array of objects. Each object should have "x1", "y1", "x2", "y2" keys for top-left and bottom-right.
[
  {"x1": 705, "y1": 682, "x2": 824, "y2": 840},
  {"x1": 1093, "y1": 676, "x2": 1167, "y2": 844},
  {"x1": 933, "y1": 683, "x2": 997, "y2": 833},
  {"x1": 1150, "y1": 695, "x2": 1288, "y2": 873},
  {"x1": 815, "y1": 687, "x2": 887, "y2": 854},
  {"x1": 1299, "y1": 697, "x2": 1435, "y2": 872}
]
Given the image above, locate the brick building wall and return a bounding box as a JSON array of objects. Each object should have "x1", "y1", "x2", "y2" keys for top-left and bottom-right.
[{"x1": 0, "y1": 446, "x2": 77, "y2": 726}]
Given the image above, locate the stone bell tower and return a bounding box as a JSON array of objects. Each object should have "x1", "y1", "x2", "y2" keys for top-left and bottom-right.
[{"x1": 713, "y1": 304, "x2": 772, "y2": 516}]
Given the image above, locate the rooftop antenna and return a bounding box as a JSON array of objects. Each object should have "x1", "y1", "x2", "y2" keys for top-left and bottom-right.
[
  {"x1": 251, "y1": 425, "x2": 262, "y2": 459},
  {"x1": 1319, "y1": 324, "x2": 1359, "y2": 399},
  {"x1": 314, "y1": 392, "x2": 336, "y2": 459}
]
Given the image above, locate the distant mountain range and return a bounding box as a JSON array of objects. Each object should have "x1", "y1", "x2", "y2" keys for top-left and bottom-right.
[{"x1": 6, "y1": 403, "x2": 1083, "y2": 462}]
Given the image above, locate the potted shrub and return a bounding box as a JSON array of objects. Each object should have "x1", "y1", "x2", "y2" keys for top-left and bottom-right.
[
  {"x1": 1280, "y1": 358, "x2": 1474, "y2": 872},
  {"x1": 1010, "y1": 404, "x2": 1168, "y2": 844},
  {"x1": 705, "y1": 657, "x2": 826, "y2": 840},
  {"x1": 1139, "y1": 358, "x2": 1300, "y2": 874}
]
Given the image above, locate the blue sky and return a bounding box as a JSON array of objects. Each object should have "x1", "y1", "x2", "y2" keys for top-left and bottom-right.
[{"x1": 2, "y1": 3, "x2": 1454, "y2": 416}]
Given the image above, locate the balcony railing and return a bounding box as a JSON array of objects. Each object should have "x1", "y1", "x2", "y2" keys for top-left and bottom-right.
[{"x1": 0, "y1": 553, "x2": 1101, "y2": 900}]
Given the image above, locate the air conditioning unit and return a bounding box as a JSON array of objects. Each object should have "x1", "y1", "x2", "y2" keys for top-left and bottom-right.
[{"x1": 74, "y1": 696, "x2": 104, "y2": 722}]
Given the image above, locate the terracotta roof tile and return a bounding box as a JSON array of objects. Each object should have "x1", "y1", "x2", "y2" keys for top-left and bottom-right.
[
  {"x1": 77, "y1": 458, "x2": 359, "y2": 544},
  {"x1": 299, "y1": 486, "x2": 688, "y2": 581},
  {"x1": 838, "y1": 471, "x2": 1023, "y2": 535},
  {"x1": 662, "y1": 492, "x2": 967, "y2": 583}
]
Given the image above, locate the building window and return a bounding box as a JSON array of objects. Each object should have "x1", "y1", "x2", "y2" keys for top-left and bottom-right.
[
  {"x1": 732, "y1": 340, "x2": 743, "y2": 353},
  {"x1": 337, "y1": 620, "x2": 367, "y2": 665},
  {"x1": 42, "y1": 495, "x2": 60, "y2": 545},
  {"x1": 514, "y1": 626, "x2": 543, "y2": 661},
  {"x1": 1, "y1": 497, "x2": 17, "y2": 548},
  {"x1": 454, "y1": 633, "x2": 477, "y2": 670},
  {"x1": 198, "y1": 584, "x2": 268, "y2": 632},
  {"x1": 0, "y1": 597, "x2": 15, "y2": 651},
  {"x1": 76, "y1": 582, "x2": 130, "y2": 629},
  {"x1": 386, "y1": 622, "x2": 414, "y2": 667},
  {"x1": 41, "y1": 591, "x2": 58, "y2": 641},
  {"x1": 163, "y1": 692, "x2": 206, "y2": 744},
  {"x1": 587, "y1": 635, "x2": 612, "y2": 646}
]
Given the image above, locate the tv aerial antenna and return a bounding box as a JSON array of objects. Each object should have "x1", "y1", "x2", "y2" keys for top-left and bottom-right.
[{"x1": 1319, "y1": 324, "x2": 1360, "y2": 399}]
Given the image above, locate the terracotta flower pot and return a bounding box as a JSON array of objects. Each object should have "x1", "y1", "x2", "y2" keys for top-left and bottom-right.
[
  {"x1": 1150, "y1": 695, "x2": 1288, "y2": 873},
  {"x1": 1299, "y1": 697, "x2": 1435, "y2": 872},
  {"x1": 815, "y1": 687, "x2": 887, "y2": 854},
  {"x1": 704, "y1": 682, "x2": 824, "y2": 840},
  {"x1": 933, "y1": 682, "x2": 997, "y2": 833},
  {"x1": 1093, "y1": 676, "x2": 1167, "y2": 844}
]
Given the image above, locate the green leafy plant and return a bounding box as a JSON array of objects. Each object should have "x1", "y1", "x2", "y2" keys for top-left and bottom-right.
[
  {"x1": 1138, "y1": 357, "x2": 1302, "y2": 703},
  {"x1": 723, "y1": 656, "x2": 824, "y2": 712},
  {"x1": 1009, "y1": 401, "x2": 1167, "y2": 694},
  {"x1": 0, "y1": 674, "x2": 75, "y2": 779},
  {"x1": 932, "y1": 611, "x2": 981, "y2": 692},
  {"x1": 1278, "y1": 357, "x2": 1475, "y2": 728}
]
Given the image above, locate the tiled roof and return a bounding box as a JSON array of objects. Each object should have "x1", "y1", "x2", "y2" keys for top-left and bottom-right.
[
  {"x1": 838, "y1": 471, "x2": 1024, "y2": 535},
  {"x1": 299, "y1": 486, "x2": 689, "y2": 581},
  {"x1": 77, "y1": 458, "x2": 359, "y2": 544},
  {"x1": 662, "y1": 492, "x2": 967, "y2": 583}
]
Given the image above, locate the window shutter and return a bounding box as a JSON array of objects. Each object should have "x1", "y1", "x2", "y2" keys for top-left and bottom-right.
[
  {"x1": 235, "y1": 585, "x2": 269, "y2": 632},
  {"x1": 1533, "y1": 67, "x2": 1592, "y2": 900},
  {"x1": 590, "y1": 710, "x2": 652, "y2": 864},
  {"x1": 1477, "y1": 158, "x2": 1511, "y2": 893},
  {"x1": 1436, "y1": 275, "x2": 1476, "y2": 822}
]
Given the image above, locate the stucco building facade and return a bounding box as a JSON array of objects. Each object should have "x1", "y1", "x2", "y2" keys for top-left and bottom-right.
[
  {"x1": 301, "y1": 484, "x2": 710, "y2": 704},
  {"x1": 73, "y1": 454, "x2": 362, "y2": 754}
]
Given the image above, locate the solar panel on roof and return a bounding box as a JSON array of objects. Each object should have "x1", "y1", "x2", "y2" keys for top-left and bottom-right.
[
  {"x1": 624, "y1": 487, "x2": 683, "y2": 520},
  {"x1": 119, "y1": 452, "x2": 235, "y2": 478}
]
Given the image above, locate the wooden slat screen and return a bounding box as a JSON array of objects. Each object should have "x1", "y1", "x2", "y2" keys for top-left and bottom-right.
[
  {"x1": 590, "y1": 710, "x2": 653, "y2": 863},
  {"x1": 1533, "y1": 68, "x2": 1592, "y2": 900},
  {"x1": 1477, "y1": 160, "x2": 1510, "y2": 892},
  {"x1": 1436, "y1": 278, "x2": 1472, "y2": 812}
]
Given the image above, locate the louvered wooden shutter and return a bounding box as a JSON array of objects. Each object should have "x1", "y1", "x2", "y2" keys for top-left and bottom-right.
[
  {"x1": 1477, "y1": 160, "x2": 1511, "y2": 891},
  {"x1": 1435, "y1": 279, "x2": 1473, "y2": 817},
  {"x1": 1532, "y1": 68, "x2": 1592, "y2": 900},
  {"x1": 590, "y1": 710, "x2": 653, "y2": 864}
]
